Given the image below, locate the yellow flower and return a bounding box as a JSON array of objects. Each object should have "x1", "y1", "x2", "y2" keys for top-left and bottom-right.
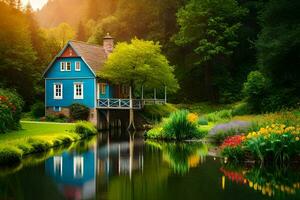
[
  {"x1": 187, "y1": 113, "x2": 198, "y2": 123},
  {"x1": 296, "y1": 137, "x2": 299, "y2": 141}
]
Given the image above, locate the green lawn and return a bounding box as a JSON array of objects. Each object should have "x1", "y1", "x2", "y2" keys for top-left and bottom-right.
[{"x1": 0, "y1": 121, "x2": 81, "y2": 164}]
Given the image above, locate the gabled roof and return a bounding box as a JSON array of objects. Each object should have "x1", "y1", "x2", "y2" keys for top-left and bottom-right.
[
  {"x1": 69, "y1": 41, "x2": 107, "y2": 73},
  {"x1": 43, "y1": 40, "x2": 107, "y2": 77}
]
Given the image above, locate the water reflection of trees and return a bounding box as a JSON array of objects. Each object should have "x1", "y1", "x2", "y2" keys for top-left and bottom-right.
[
  {"x1": 146, "y1": 141, "x2": 208, "y2": 175},
  {"x1": 220, "y1": 164, "x2": 300, "y2": 198}
]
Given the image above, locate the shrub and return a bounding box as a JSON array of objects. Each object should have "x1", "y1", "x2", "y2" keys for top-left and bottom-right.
[
  {"x1": 232, "y1": 102, "x2": 251, "y2": 116},
  {"x1": 46, "y1": 114, "x2": 68, "y2": 122},
  {"x1": 70, "y1": 103, "x2": 90, "y2": 121},
  {"x1": 204, "y1": 109, "x2": 232, "y2": 122},
  {"x1": 27, "y1": 138, "x2": 51, "y2": 153},
  {"x1": 73, "y1": 121, "x2": 97, "y2": 138},
  {"x1": 31, "y1": 102, "x2": 45, "y2": 118},
  {"x1": 198, "y1": 118, "x2": 208, "y2": 125},
  {"x1": 243, "y1": 71, "x2": 269, "y2": 113},
  {"x1": 0, "y1": 146, "x2": 22, "y2": 164},
  {"x1": 142, "y1": 104, "x2": 177, "y2": 121},
  {"x1": 163, "y1": 110, "x2": 202, "y2": 140},
  {"x1": 0, "y1": 89, "x2": 24, "y2": 133}
]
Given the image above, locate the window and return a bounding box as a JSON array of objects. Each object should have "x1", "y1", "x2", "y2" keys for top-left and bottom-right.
[
  {"x1": 66, "y1": 62, "x2": 71, "y2": 71},
  {"x1": 60, "y1": 62, "x2": 66, "y2": 71},
  {"x1": 121, "y1": 85, "x2": 128, "y2": 95},
  {"x1": 60, "y1": 62, "x2": 71, "y2": 71},
  {"x1": 75, "y1": 62, "x2": 81, "y2": 71},
  {"x1": 53, "y1": 106, "x2": 61, "y2": 112},
  {"x1": 54, "y1": 83, "x2": 63, "y2": 99},
  {"x1": 73, "y1": 156, "x2": 84, "y2": 178},
  {"x1": 100, "y1": 83, "x2": 106, "y2": 95},
  {"x1": 74, "y1": 83, "x2": 83, "y2": 99},
  {"x1": 54, "y1": 156, "x2": 63, "y2": 176}
]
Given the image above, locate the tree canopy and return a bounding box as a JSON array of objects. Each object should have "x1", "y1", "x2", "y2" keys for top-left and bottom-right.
[{"x1": 99, "y1": 39, "x2": 179, "y2": 93}]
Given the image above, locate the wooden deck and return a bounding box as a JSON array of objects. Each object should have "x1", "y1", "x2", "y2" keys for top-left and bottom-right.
[{"x1": 97, "y1": 98, "x2": 166, "y2": 109}]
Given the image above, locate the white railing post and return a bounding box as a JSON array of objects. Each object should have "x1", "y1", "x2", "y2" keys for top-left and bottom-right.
[
  {"x1": 119, "y1": 99, "x2": 121, "y2": 108},
  {"x1": 108, "y1": 99, "x2": 110, "y2": 107},
  {"x1": 129, "y1": 86, "x2": 133, "y2": 109}
]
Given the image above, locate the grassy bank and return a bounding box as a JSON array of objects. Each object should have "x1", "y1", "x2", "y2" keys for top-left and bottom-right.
[{"x1": 0, "y1": 121, "x2": 96, "y2": 165}]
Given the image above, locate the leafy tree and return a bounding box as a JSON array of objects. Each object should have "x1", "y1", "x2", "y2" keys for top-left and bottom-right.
[
  {"x1": 0, "y1": 1, "x2": 37, "y2": 107},
  {"x1": 175, "y1": 0, "x2": 248, "y2": 101},
  {"x1": 76, "y1": 21, "x2": 87, "y2": 41},
  {"x1": 256, "y1": 0, "x2": 300, "y2": 107},
  {"x1": 100, "y1": 39, "x2": 179, "y2": 94}
]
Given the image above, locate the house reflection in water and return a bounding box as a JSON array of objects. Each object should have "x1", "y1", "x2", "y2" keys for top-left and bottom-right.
[{"x1": 45, "y1": 133, "x2": 144, "y2": 199}]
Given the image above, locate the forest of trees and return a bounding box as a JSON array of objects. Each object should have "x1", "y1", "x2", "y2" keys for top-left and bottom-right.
[{"x1": 0, "y1": 0, "x2": 299, "y2": 112}]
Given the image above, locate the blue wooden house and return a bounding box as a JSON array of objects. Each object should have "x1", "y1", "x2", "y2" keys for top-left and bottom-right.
[{"x1": 43, "y1": 34, "x2": 166, "y2": 127}]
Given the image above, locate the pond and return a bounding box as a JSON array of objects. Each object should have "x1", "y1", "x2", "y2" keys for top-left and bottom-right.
[{"x1": 0, "y1": 131, "x2": 299, "y2": 200}]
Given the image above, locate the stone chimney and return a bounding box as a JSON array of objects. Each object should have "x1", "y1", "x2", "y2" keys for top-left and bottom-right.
[{"x1": 103, "y1": 33, "x2": 114, "y2": 55}]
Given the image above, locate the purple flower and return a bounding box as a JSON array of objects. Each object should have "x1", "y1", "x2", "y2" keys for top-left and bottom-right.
[{"x1": 209, "y1": 121, "x2": 251, "y2": 135}]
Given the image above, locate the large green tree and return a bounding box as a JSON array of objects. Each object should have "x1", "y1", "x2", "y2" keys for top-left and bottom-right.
[
  {"x1": 100, "y1": 39, "x2": 179, "y2": 94},
  {"x1": 175, "y1": 0, "x2": 247, "y2": 101},
  {"x1": 255, "y1": 0, "x2": 300, "y2": 108}
]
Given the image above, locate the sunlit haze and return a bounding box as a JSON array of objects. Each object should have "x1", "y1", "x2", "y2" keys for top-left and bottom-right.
[{"x1": 21, "y1": 0, "x2": 48, "y2": 10}]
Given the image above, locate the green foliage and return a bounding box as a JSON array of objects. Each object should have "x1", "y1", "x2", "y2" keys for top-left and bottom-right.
[
  {"x1": 198, "y1": 118, "x2": 208, "y2": 125},
  {"x1": 31, "y1": 102, "x2": 45, "y2": 118},
  {"x1": 221, "y1": 146, "x2": 245, "y2": 163},
  {"x1": 45, "y1": 114, "x2": 68, "y2": 123},
  {"x1": 232, "y1": 102, "x2": 251, "y2": 116},
  {"x1": 142, "y1": 104, "x2": 177, "y2": 121},
  {"x1": 163, "y1": 110, "x2": 200, "y2": 140},
  {"x1": 146, "y1": 110, "x2": 208, "y2": 140},
  {"x1": 204, "y1": 109, "x2": 232, "y2": 122},
  {"x1": 243, "y1": 71, "x2": 269, "y2": 112},
  {"x1": 100, "y1": 39, "x2": 179, "y2": 94},
  {"x1": 73, "y1": 121, "x2": 97, "y2": 138},
  {"x1": 175, "y1": 0, "x2": 248, "y2": 101},
  {"x1": 0, "y1": 88, "x2": 24, "y2": 133},
  {"x1": 0, "y1": 146, "x2": 22, "y2": 165},
  {"x1": 256, "y1": 0, "x2": 300, "y2": 110},
  {"x1": 69, "y1": 103, "x2": 90, "y2": 121}
]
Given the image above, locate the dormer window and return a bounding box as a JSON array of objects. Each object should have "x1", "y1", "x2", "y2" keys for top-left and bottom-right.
[
  {"x1": 60, "y1": 62, "x2": 71, "y2": 71},
  {"x1": 75, "y1": 61, "x2": 81, "y2": 71}
]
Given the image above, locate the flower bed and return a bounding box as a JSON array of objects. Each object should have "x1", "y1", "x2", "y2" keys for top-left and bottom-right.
[
  {"x1": 220, "y1": 124, "x2": 300, "y2": 164},
  {"x1": 0, "y1": 89, "x2": 24, "y2": 133}
]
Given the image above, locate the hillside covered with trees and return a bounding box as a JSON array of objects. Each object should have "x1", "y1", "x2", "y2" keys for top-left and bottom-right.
[{"x1": 0, "y1": 0, "x2": 299, "y2": 112}]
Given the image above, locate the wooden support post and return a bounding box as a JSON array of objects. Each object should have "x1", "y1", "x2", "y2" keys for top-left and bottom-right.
[
  {"x1": 106, "y1": 110, "x2": 110, "y2": 130},
  {"x1": 128, "y1": 86, "x2": 136, "y2": 130},
  {"x1": 164, "y1": 86, "x2": 167, "y2": 104}
]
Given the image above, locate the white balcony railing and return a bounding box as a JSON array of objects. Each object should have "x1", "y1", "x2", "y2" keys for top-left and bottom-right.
[{"x1": 97, "y1": 98, "x2": 165, "y2": 109}]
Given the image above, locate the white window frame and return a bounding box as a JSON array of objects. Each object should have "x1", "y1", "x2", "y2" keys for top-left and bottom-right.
[
  {"x1": 73, "y1": 156, "x2": 84, "y2": 178},
  {"x1": 60, "y1": 62, "x2": 71, "y2": 71},
  {"x1": 54, "y1": 83, "x2": 63, "y2": 99},
  {"x1": 60, "y1": 62, "x2": 66, "y2": 71},
  {"x1": 75, "y1": 61, "x2": 81, "y2": 71},
  {"x1": 74, "y1": 82, "x2": 84, "y2": 99},
  {"x1": 66, "y1": 62, "x2": 71, "y2": 71}
]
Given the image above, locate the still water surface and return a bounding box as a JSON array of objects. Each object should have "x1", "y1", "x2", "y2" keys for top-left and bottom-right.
[{"x1": 0, "y1": 131, "x2": 299, "y2": 200}]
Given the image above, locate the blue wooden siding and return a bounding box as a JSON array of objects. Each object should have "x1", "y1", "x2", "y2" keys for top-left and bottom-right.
[
  {"x1": 45, "y1": 57, "x2": 95, "y2": 78},
  {"x1": 98, "y1": 82, "x2": 114, "y2": 99},
  {"x1": 45, "y1": 57, "x2": 96, "y2": 108},
  {"x1": 46, "y1": 78, "x2": 95, "y2": 108}
]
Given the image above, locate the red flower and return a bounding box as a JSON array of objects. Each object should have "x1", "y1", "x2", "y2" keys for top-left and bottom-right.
[{"x1": 221, "y1": 135, "x2": 245, "y2": 148}]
